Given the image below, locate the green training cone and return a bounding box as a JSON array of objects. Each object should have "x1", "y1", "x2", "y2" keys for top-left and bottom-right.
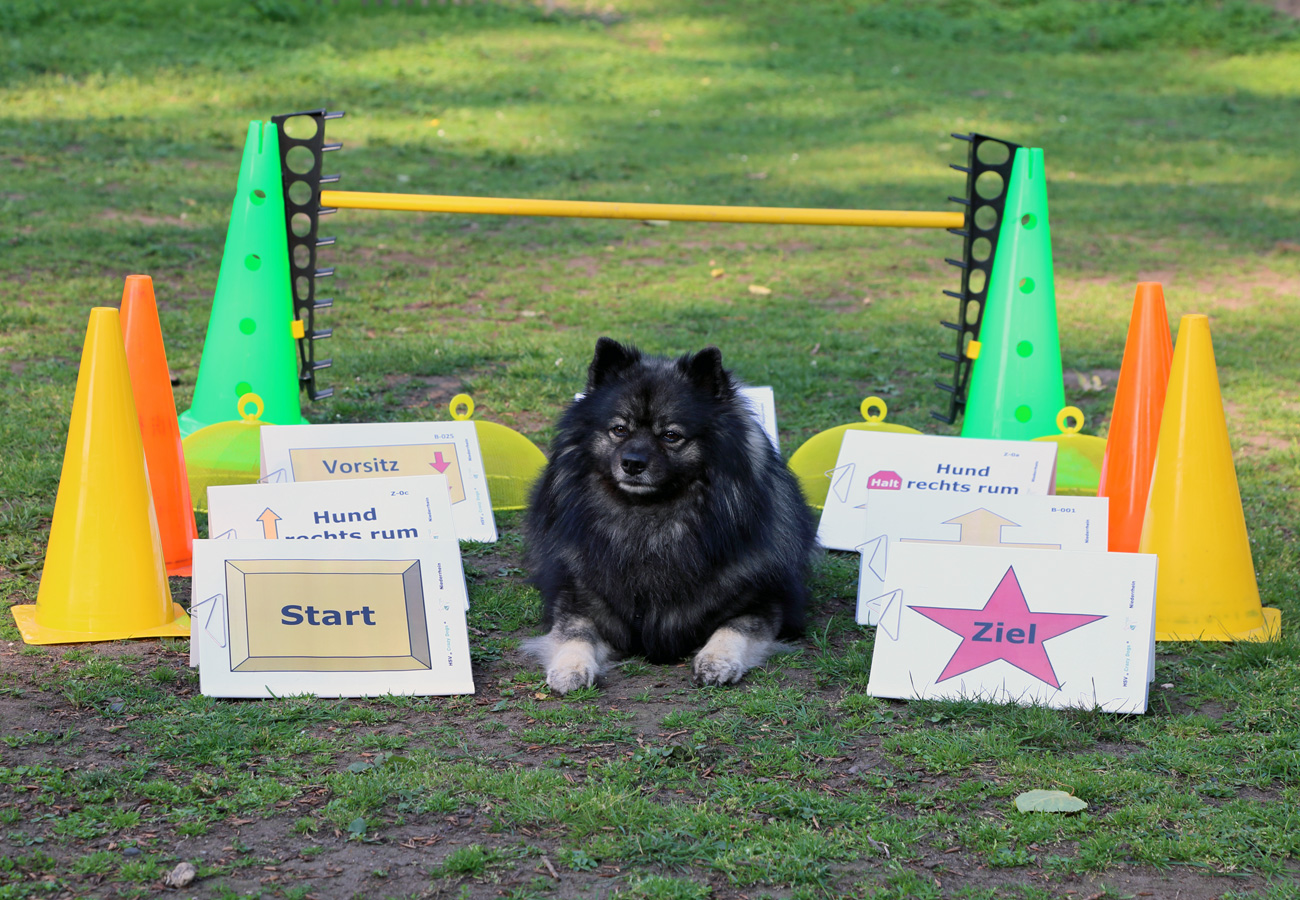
[
  {"x1": 178, "y1": 121, "x2": 306, "y2": 436},
  {"x1": 961, "y1": 147, "x2": 1065, "y2": 441}
]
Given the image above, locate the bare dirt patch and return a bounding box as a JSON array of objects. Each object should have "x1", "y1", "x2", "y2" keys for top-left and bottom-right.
[
  {"x1": 386, "y1": 373, "x2": 468, "y2": 411},
  {"x1": 484, "y1": 407, "x2": 554, "y2": 436},
  {"x1": 1065, "y1": 265, "x2": 1300, "y2": 312},
  {"x1": 1223, "y1": 400, "x2": 1297, "y2": 456},
  {"x1": 562, "y1": 255, "x2": 603, "y2": 278}
]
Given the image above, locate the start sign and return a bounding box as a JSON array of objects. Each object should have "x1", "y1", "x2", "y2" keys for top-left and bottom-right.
[
  {"x1": 224, "y1": 558, "x2": 432, "y2": 673},
  {"x1": 191, "y1": 539, "x2": 474, "y2": 698}
]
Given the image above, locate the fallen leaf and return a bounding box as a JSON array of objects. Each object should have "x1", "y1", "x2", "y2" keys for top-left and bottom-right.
[
  {"x1": 1014, "y1": 789, "x2": 1087, "y2": 813},
  {"x1": 748, "y1": 284, "x2": 772, "y2": 295},
  {"x1": 710, "y1": 268, "x2": 725, "y2": 278}
]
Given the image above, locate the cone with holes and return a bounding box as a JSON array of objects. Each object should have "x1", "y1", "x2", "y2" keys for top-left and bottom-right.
[
  {"x1": 1098, "y1": 283, "x2": 1173, "y2": 551},
  {"x1": 12, "y1": 308, "x2": 190, "y2": 644},
  {"x1": 178, "y1": 120, "x2": 306, "y2": 436},
  {"x1": 120, "y1": 275, "x2": 198, "y2": 575},
  {"x1": 1138, "y1": 314, "x2": 1280, "y2": 641},
  {"x1": 961, "y1": 147, "x2": 1066, "y2": 441}
]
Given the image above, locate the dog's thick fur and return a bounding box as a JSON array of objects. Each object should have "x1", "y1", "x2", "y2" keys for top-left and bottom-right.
[{"x1": 524, "y1": 338, "x2": 817, "y2": 692}]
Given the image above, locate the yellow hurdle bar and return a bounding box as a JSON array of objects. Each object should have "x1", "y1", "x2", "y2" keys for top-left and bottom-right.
[{"x1": 320, "y1": 190, "x2": 965, "y2": 229}]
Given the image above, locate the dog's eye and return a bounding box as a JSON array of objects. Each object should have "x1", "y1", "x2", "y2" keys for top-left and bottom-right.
[
  {"x1": 661, "y1": 430, "x2": 683, "y2": 444},
  {"x1": 610, "y1": 424, "x2": 629, "y2": 437}
]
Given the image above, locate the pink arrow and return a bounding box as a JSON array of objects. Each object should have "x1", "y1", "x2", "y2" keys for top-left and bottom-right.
[{"x1": 431, "y1": 451, "x2": 451, "y2": 474}]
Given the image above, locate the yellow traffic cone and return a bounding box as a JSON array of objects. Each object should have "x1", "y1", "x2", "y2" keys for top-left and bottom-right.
[
  {"x1": 1138, "y1": 314, "x2": 1280, "y2": 642},
  {"x1": 11, "y1": 308, "x2": 190, "y2": 644}
]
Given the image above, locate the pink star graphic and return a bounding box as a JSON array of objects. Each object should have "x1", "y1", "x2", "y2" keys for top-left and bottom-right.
[{"x1": 909, "y1": 566, "x2": 1104, "y2": 689}]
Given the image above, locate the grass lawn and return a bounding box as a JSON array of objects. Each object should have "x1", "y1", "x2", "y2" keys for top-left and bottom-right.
[{"x1": 2, "y1": 1, "x2": 1299, "y2": 898}]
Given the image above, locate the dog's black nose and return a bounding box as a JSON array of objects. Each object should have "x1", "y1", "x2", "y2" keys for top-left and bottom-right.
[{"x1": 620, "y1": 452, "x2": 647, "y2": 476}]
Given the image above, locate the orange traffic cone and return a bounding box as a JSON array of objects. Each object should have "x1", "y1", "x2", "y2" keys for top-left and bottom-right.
[
  {"x1": 1138, "y1": 314, "x2": 1280, "y2": 642},
  {"x1": 1098, "y1": 283, "x2": 1173, "y2": 551},
  {"x1": 121, "y1": 275, "x2": 197, "y2": 576},
  {"x1": 11, "y1": 308, "x2": 190, "y2": 644}
]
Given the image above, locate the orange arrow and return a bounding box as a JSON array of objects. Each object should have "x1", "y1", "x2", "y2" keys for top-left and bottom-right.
[
  {"x1": 901, "y1": 508, "x2": 1060, "y2": 550},
  {"x1": 257, "y1": 508, "x2": 281, "y2": 539}
]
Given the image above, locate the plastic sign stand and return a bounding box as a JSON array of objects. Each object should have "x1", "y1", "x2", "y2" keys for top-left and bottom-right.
[
  {"x1": 446, "y1": 394, "x2": 547, "y2": 512},
  {"x1": 788, "y1": 397, "x2": 923, "y2": 510}
]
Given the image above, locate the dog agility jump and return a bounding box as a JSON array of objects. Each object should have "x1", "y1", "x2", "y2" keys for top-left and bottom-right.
[{"x1": 179, "y1": 108, "x2": 1048, "y2": 452}]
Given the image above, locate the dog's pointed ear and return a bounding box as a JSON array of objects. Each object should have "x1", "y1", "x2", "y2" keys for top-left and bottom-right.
[
  {"x1": 683, "y1": 346, "x2": 729, "y2": 398},
  {"x1": 587, "y1": 337, "x2": 640, "y2": 391}
]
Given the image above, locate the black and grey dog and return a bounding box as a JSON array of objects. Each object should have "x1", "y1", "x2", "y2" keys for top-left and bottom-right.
[{"x1": 524, "y1": 338, "x2": 818, "y2": 692}]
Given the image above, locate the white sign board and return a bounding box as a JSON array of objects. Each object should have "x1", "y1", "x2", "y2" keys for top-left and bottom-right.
[
  {"x1": 866, "y1": 543, "x2": 1157, "y2": 714},
  {"x1": 857, "y1": 492, "x2": 1108, "y2": 625},
  {"x1": 740, "y1": 386, "x2": 779, "y2": 453},
  {"x1": 208, "y1": 472, "x2": 465, "y2": 610},
  {"x1": 817, "y1": 430, "x2": 1058, "y2": 551},
  {"x1": 194, "y1": 474, "x2": 467, "y2": 668},
  {"x1": 207, "y1": 474, "x2": 459, "y2": 544},
  {"x1": 258, "y1": 421, "x2": 497, "y2": 543},
  {"x1": 190, "y1": 539, "x2": 475, "y2": 698}
]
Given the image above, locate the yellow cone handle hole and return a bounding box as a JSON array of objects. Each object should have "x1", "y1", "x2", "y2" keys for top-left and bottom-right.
[
  {"x1": 1057, "y1": 406, "x2": 1084, "y2": 434},
  {"x1": 449, "y1": 393, "x2": 475, "y2": 421},
  {"x1": 238, "y1": 392, "x2": 265, "y2": 422},
  {"x1": 860, "y1": 396, "x2": 888, "y2": 423}
]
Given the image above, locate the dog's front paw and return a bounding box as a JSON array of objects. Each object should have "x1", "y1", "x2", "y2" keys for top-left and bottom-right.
[
  {"x1": 693, "y1": 625, "x2": 776, "y2": 687},
  {"x1": 692, "y1": 649, "x2": 748, "y2": 686},
  {"x1": 546, "y1": 641, "x2": 601, "y2": 694}
]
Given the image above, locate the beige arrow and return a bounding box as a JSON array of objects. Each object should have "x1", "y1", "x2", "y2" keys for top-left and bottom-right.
[
  {"x1": 257, "y1": 508, "x2": 282, "y2": 539},
  {"x1": 900, "y1": 508, "x2": 1060, "y2": 549}
]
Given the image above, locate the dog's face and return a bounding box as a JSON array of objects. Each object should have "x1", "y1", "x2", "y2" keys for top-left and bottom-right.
[{"x1": 577, "y1": 338, "x2": 730, "y2": 499}]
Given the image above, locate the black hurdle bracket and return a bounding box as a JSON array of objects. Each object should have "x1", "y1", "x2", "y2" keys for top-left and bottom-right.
[
  {"x1": 932, "y1": 132, "x2": 1022, "y2": 426},
  {"x1": 272, "y1": 108, "x2": 344, "y2": 401}
]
